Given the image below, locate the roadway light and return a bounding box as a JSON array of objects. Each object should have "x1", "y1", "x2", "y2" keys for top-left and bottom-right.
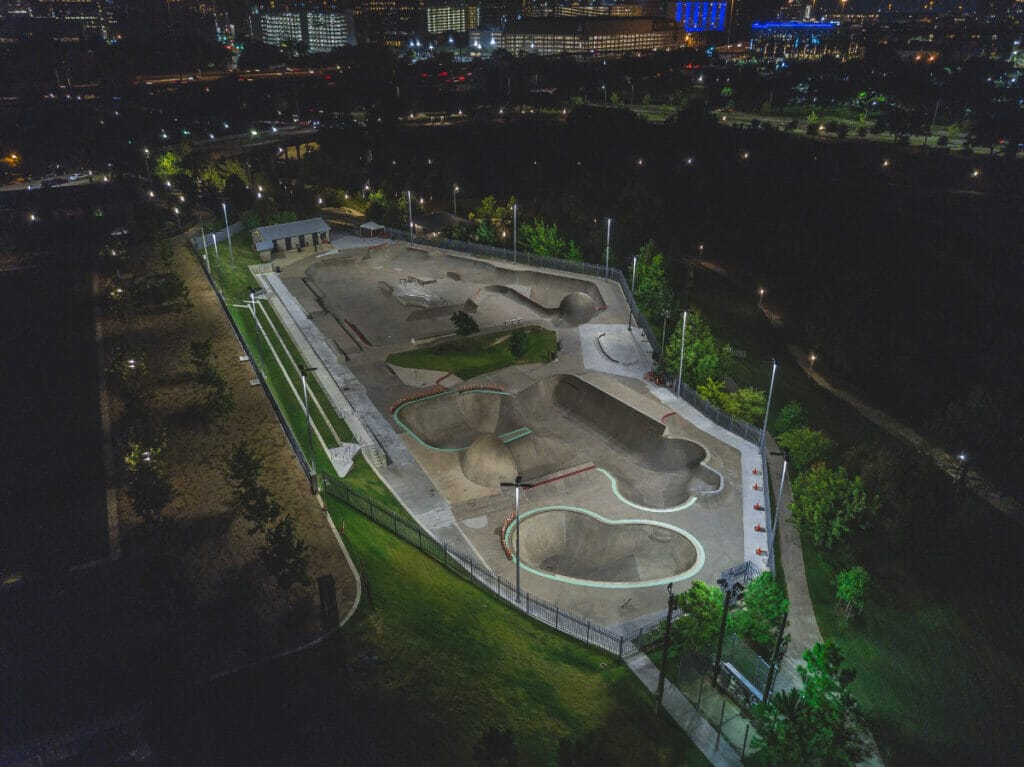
[
  {"x1": 500, "y1": 474, "x2": 536, "y2": 602},
  {"x1": 761, "y1": 358, "x2": 778, "y2": 450},
  {"x1": 301, "y1": 367, "x2": 319, "y2": 494},
  {"x1": 882, "y1": 158, "x2": 890, "y2": 168},
  {"x1": 452, "y1": 183, "x2": 460, "y2": 216},
  {"x1": 971, "y1": 168, "x2": 980, "y2": 178},
  {"x1": 758, "y1": 287, "x2": 765, "y2": 309},
  {"x1": 222, "y1": 202, "x2": 234, "y2": 265},
  {"x1": 604, "y1": 217, "x2": 612, "y2": 278},
  {"x1": 809, "y1": 352, "x2": 817, "y2": 378}
]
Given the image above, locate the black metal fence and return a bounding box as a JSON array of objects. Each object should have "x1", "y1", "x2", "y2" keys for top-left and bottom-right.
[{"x1": 321, "y1": 474, "x2": 635, "y2": 658}]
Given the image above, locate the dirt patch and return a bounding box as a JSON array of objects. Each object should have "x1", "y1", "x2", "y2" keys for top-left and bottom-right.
[{"x1": 104, "y1": 233, "x2": 358, "y2": 677}]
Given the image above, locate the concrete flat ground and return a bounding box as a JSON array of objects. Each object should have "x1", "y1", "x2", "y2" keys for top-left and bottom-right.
[{"x1": 273, "y1": 241, "x2": 749, "y2": 631}]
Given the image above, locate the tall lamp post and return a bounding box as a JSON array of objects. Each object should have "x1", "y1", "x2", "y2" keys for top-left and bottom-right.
[
  {"x1": 301, "y1": 366, "x2": 319, "y2": 494},
  {"x1": 604, "y1": 217, "x2": 612, "y2": 278},
  {"x1": 808, "y1": 352, "x2": 817, "y2": 379},
  {"x1": 628, "y1": 254, "x2": 638, "y2": 330},
  {"x1": 407, "y1": 190, "x2": 414, "y2": 241},
  {"x1": 760, "y1": 358, "x2": 777, "y2": 450},
  {"x1": 512, "y1": 202, "x2": 518, "y2": 263},
  {"x1": 452, "y1": 183, "x2": 459, "y2": 216},
  {"x1": 500, "y1": 474, "x2": 535, "y2": 602},
  {"x1": 713, "y1": 578, "x2": 745, "y2": 688},
  {"x1": 222, "y1": 201, "x2": 235, "y2": 265},
  {"x1": 173, "y1": 206, "x2": 180, "y2": 228},
  {"x1": 675, "y1": 310, "x2": 689, "y2": 396},
  {"x1": 143, "y1": 147, "x2": 151, "y2": 185}
]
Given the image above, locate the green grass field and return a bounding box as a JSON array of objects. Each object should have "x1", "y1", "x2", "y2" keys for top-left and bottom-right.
[
  {"x1": 198, "y1": 238, "x2": 710, "y2": 764},
  {"x1": 689, "y1": 264, "x2": 1024, "y2": 765},
  {"x1": 387, "y1": 326, "x2": 557, "y2": 380}
]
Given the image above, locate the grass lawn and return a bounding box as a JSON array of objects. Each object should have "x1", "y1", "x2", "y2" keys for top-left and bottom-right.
[
  {"x1": 386, "y1": 325, "x2": 557, "y2": 380},
  {"x1": 194, "y1": 238, "x2": 710, "y2": 764},
  {"x1": 688, "y1": 263, "x2": 1024, "y2": 765}
]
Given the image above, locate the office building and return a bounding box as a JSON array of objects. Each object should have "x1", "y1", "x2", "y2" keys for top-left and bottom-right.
[{"x1": 503, "y1": 16, "x2": 683, "y2": 55}]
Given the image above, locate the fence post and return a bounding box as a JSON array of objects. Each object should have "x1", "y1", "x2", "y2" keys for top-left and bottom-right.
[
  {"x1": 619, "y1": 636, "x2": 624, "y2": 658},
  {"x1": 586, "y1": 621, "x2": 591, "y2": 643},
  {"x1": 555, "y1": 606, "x2": 560, "y2": 629}
]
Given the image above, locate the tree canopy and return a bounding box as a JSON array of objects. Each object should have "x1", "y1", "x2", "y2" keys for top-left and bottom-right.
[
  {"x1": 790, "y1": 465, "x2": 876, "y2": 550},
  {"x1": 776, "y1": 427, "x2": 834, "y2": 474},
  {"x1": 753, "y1": 640, "x2": 867, "y2": 766},
  {"x1": 730, "y1": 572, "x2": 788, "y2": 650},
  {"x1": 633, "y1": 240, "x2": 673, "y2": 319},
  {"x1": 518, "y1": 217, "x2": 581, "y2": 262},
  {"x1": 673, "y1": 580, "x2": 724, "y2": 656},
  {"x1": 662, "y1": 310, "x2": 730, "y2": 388}
]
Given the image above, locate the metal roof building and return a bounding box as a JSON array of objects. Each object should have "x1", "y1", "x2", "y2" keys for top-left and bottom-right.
[{"x1": 251, "y1": 217, "x2": 331, "y2": 258}]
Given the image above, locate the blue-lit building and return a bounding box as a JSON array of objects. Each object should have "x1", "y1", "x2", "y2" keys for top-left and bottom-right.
[
  {"x1": 672, "y1": 2, "x2": 726, "y2": 32},
  {"x1": 750, "y1": 20, "x2": 840, "y2": 58}
]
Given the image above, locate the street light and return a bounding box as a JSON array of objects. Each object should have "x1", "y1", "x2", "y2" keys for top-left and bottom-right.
[
  {"x1": 143, "y1": 147, "x2": 151, "y2": 185},
  {"x1": 301, "y1": 366, "x2": 319, "y2": 494},
  {"x1": 628, "y1": 254, "x2": 638, "y2": 330},
  {"x1": 500, "y1": 474, "x2": 535, "y2": 602},
  {"x1": 675, "y1": 310, "x2": 689, "y2": 396},
  {"x1": 452, "y1": 183, "x2": 459, "y2": 216},
  {"x1": 222, "y1": 201, "x2": 234, "y2": 265},
  {"x1": 407, "y1": 189, "x2": 414, "y2": 241},
  {"x1": 761, "y1": 358, "x2": 778, "y2": 450},
  {"x1": 758, "y1": 287, "x2": 765, "y2": 309},
  {"x1": 604, "y1": 217, "x2": 612, "y2": 278},
  {"x1": 173, "y1": 206, "x2": 180, "y2": 228},
  {"x1": 808, "y1": 352, "x2": 817, "y2": 378},
  {"x1": 713, "y1": 578, "x2": 745, "y2": 688},
  {"x1": 512, "y1": 202, "x2": 518, "y2": 264}
]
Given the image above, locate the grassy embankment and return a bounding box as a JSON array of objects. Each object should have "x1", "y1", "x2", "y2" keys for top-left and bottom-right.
[
  {"x1": 386, "y1": 325, "x2": 557, "y2": 380},
  {"x1": 200, "y1": 238, "x2": 710, "y2": 765},
  {"x1": 688, "y1": 263, "x2": 1024, "y2": 766}
]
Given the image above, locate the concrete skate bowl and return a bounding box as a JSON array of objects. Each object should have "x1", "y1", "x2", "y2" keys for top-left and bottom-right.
[
  {"x1": 510, "y1": 507, "x2": 705, "y2": 587},
  {"x1": 481, "y1": 285, "x2": 596, "y2": 325},
  {"x1": 515, "y1": 375, "x2": 722, "y2": 506},
  {"x1": 394, "y1": 389, "x2": 526, "y2": 450}
]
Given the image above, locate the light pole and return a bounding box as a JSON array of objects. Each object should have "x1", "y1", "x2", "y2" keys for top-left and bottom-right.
[
  {"x1": 654, "y1": 583, "x2": 676, "y2": 714},
  {"x1": 500, "y1": 474, "x2": 535, "y2": 602},
  {"x1": 222, "y1": 201, "x2": 235, "y2": 265},
  {"x1": 143, "y1": 147, "x2": 151, "y2": 185},
  {"x1": 604, "y1": 217, "x2": 612, "y2": 278},
  {"x1": 628, "y1": 254, "x2": 638, "y2": 330},
  {"x1": 758, "y1": 287, "x2": 765, "y2": 310},
  {"x1": 675, "y1": 310, "x2": 688, "y2": 396},
  {"x1": 301, "y1": 366, "x2": 319, "y2": 494},
  {"x1": 199, "y1": 220, "x2": 209, "y2": 265},
  {"x1": 760, "y1": 358, "x2": 777, "y2": 450},
  {"x1": 407, "y1": 190, "x2": 414, "y2": 241},
  {"x1": 713, "y1": 579, "x2": 745, "y2": 688},
  {"x1": 211, "y1": 227, "x2": 223, "y2": 286},
  {"x1": 808, "y1": 352, "x2": 817, "y2": 379},
  {"x1": 173, "y1": 206, "x2": 180, "y2": 228},
  {"x1": 452, "y1": 183, "x2": 459, "y2": 216},
  {"x1": 512, "y1": 202, "x2": 518, "y2": 263}
]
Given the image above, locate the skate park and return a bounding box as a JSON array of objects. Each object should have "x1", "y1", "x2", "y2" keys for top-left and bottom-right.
[{"x1": 262, "y1": 238, "x2": 755, "y2": 631}]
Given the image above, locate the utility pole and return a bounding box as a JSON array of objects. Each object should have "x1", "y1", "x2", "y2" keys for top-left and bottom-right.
[
  {"x1": 655, "y1": 583, "x2": 676, "y2": 713},
  {"x1": 763, "y1": 611, "x2": 789, "y2": 700}
]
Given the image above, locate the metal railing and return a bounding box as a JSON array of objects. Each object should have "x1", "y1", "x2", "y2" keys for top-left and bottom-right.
[{"x1": 321, "y1": 474, "x2": 635, "y2": 658}]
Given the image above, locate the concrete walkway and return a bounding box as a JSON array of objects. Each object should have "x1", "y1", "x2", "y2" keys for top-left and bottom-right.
[{"x1": 626, "y1": 654, "x2": 744, "y2": 767}]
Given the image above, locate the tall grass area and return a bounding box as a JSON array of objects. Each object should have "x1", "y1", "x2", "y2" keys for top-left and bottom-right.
[
  {"x1": 197, "y1": 238, "x2": 710, "y2": 764},
  {"x1": 689, "y1": 264, "x2": 1024, "y2": 765}
]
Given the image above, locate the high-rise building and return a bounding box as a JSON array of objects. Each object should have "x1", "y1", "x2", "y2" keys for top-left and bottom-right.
[
  {"x1": 503, "y1": 15, "x2": 683, "y2": 55},
  {"x1": 249, "y1": 8, "x2": 355, "y2": 51},
  {"x1": 426, "y1": 4, "x2": 479, "y2": 32}
]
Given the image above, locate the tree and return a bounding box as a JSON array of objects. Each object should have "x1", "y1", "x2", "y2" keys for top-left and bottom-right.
[
  {"x1": 753, "y1": 640, "x2": 867, "y2": 766},
  {"x1": 776, "y1": 427, "x2": 834, "y2": 473},
  {"x1": 226, "y1": 442, "x2": 282, "y2": 534},
  {"x1": 835, "y1": 566, "x2": 870, "y2": 619},
  {"x1": 662, "y1": 311, "x2": 730, "y2": 389},
  {"x1": 722, "y1": 386, "x2": 767, "y2": 425},
  {"x1": 259, "y1": 514, "x2": 310, "y2": 589},
  {"x1": 790, "y1": 465, "x2": 875, "y2": 550},
  {"x1": 473, "y1": 726, "x2": 519, "y2": 766},
  {"x1": 509, "y1": 327, "x2": 528, "y2": 359},
  {"x1": 633, "y1": 240, "x2": 673, "y2": 320},
  {"x1": 674, "y1": 580, "x2": 724, "y2": 655},
  {"x1": 468, "y1": 196, "x2": 516, "y2": 245},
  {"x1": 696, "y1": 377, "x2": 729, "y2": 409},
  {"x1": 772, "y1": 401, "x2": 806, "y2": 436},
  {"x1": 730, "y1": 572, "x2": 788, "y2": 650},
  {"x1": 451, "y1": 310, "x2": 479, "y2": 336},
  {"x1": 127, "y1": 460, "x2": 174, "y2": 523},
  {"x1": 154, "y1": 150, "x2": 183, "y2": 180},
  {"x1": 518, "y1": 218, "x2": 581, "y2": 262}
]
